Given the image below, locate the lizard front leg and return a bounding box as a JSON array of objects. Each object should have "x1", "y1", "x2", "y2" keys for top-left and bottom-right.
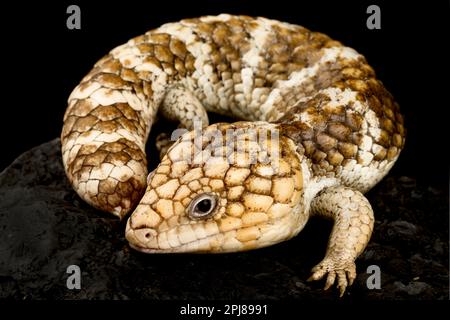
[{"x1": 308, "y1": 186, "x2": 374, "y2": 296}]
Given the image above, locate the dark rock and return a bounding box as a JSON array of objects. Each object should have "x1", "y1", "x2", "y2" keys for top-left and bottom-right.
[
  {"x1": 359, "y1": 243, "x2": 402, "y2": 263},
  {"x1": 433, "y1": 239, "x2": 445, "y2": 256},
  {"x1": 0, "y1": 139, "x2": 448, "y2": 300},
  {"x1": 388, "y1": 220, "x2": 418, "y2": 236},
  {"x1": 393, "y1": 281, "x2": 434, "y2": 297},
  {"x1": 398, "y1": 176, "x2": 416, "y2": 188}
]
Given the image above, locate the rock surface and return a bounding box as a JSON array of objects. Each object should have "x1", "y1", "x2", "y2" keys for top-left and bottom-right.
[{"x1": 0, "y1": 139, "x2": 448, "y2": 300}]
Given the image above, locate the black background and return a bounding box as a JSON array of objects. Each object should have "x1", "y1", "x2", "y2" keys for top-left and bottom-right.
[{"x1": 1, "y1": 0, "x2": 448, "y2": 187}]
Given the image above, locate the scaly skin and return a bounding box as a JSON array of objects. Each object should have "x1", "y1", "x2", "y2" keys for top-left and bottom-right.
[{"x1": 61, "y1": 14, "x2": 405, "y2": 295}]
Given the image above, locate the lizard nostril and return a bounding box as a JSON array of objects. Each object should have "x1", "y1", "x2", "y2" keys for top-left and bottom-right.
[{"x1": 145, "y1": 232, "x2": 152, "y2": 238}]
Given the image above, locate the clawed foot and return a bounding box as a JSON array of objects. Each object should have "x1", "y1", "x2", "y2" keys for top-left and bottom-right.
[{"x1": 307, "y1": 258, "x2": 357, "y2": 297}]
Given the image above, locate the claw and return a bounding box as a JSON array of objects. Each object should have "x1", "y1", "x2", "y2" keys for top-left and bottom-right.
[
  {"x1": 307, "y1": 267, "x2": 326, "y2": 282},
  {"x1": 307, "y1": 274, "x2": 320, "y2": 282},
  {"x1": 308, "y1": 258, "x2": 356, "y2": 297},
  {"x1": 346, "y1": 269, "x2": 356, "y2": 286},
  {"x1": 324, "y1": 272, "x2": 336, "y2": 290},
  {"x1": 338, "y1": 285, "x2": 346, "y2": 297},
  {"x1": 336, "y1": 270, "x2": 348, "y2": 296}
]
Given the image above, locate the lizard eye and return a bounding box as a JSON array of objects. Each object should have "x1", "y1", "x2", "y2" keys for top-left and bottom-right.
[{"x1": 188, "y1": 193, "x2": 218, "y2": 219}]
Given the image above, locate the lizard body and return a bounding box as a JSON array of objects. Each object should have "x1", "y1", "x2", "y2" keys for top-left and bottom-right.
[{"x1": 61, "y1": 14, "x2": 405, "y2": 295}]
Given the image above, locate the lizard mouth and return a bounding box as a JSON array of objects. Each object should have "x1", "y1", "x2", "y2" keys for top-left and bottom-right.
[
  {"x1": 125, "y1": 211, "x2": 300, "y2": 253},
  {"x1": 126, "y1": 226, "x2": 295, "y2": 254},
  {"x1": 128, "y1": 237, "x2": 223, "y2": 254},
  {"x1": 125, "y1": 219, "x2": 244, "y2": 253}
]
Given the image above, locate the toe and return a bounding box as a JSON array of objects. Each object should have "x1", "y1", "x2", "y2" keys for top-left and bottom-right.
[
  {"x1": 346, "y1": 268, "x2": 356, "y2": 286},
  {"x1": 308, "y1": 259, "x2": 357, "y2": 297},
  {"x1": 324, "y1": 271, "x2": 336, "y2": 290},
  {"x1": 308, "y1": 264, "x2": 327, "y2": 281},
  {"x1": 336, "y1": 270, "x2": 348, "y2": 297}
]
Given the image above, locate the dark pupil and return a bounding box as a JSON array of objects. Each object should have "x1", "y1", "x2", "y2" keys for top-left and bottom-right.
[{"x1": 196, "y1": 199, "x2": 212, "y2": 214}]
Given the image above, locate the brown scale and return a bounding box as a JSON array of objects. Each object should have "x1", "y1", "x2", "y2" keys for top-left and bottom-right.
[
  {"x1": 253, "y1": 24, "x2": 341, "y2": 120},
  {"x1": 180, "y1": 17, "x2": 338, "y2": 121},
  {"x1": 263, "y1": 26, "x2": 335, "y2": 86},
  {"x1": 62, "y1": 32, "x2": 198, "y2": 217},
  {"x1": 276, "y1": 55, "x2": 405, "y2": 177},
  {"x1": 181, "y1": 17, "x2": 256, "y2": 117}
]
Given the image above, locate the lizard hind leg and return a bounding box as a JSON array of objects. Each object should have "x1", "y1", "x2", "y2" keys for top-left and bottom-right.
[
  {"x1": 308, "y1": 186, "x2": 374, "y2": 297},
  {"x1": 157, "y1": 85, "x2": 210, "y2": 159}
]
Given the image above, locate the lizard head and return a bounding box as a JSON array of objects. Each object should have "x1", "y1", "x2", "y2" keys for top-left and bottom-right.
[{"x1": 125, "y1": 122, "x2": 306, "y2": 253}]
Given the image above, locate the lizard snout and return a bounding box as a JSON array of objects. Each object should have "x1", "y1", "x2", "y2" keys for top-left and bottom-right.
[{"x1": 125, "y1": 207, "x2": 160, "y2": 252}]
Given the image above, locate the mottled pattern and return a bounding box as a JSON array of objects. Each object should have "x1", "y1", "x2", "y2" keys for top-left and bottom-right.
[
  {"x1": 126, "y1": 122, "x2": 305, "y2": 253},
  {"x1": 61, "y1": 14, "x2": 405, "y2": 295}
]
